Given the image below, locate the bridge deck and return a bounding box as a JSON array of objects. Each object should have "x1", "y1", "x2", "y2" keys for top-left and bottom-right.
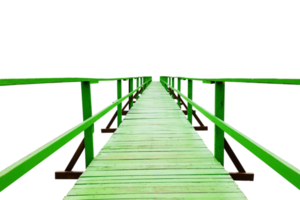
[{"x1": 64, "y1": 82, "x2": 247, "y2": 199}]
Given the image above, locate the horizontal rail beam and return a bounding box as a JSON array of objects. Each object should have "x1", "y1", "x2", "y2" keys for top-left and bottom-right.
[
  {"x1": 0, "y1": 77, "x2": 152, "y2": 86},
  {"x1": 164, "y1": 76, "x2": 300, "y2": 85}
]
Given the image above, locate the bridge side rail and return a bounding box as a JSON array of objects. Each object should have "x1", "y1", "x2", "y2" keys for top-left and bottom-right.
[
  {"x1": 0, "y1": 76, "x2": 152, "y2": 192},
  {"x1": 160, "y1": 77, "x2": 300, "y2": 190}
]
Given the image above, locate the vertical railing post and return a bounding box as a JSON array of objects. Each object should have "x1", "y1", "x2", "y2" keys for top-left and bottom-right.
[
  {"x1": 177, "y1": 78, "x2": 181, "y2": 108},
  {"x1": 129, "y1": 78, "x2": 133, "y2": 109},
  {"x1": 81, "y1": 81, "x2": 94, "y2": 167},
  {"x1": 117, "y1": 80, "x2": 122, "y2": 127},
  {"x1": 169, "y1": 76, "x2": 173, "y2": 97},
  {"x1": 187, "y1": 79, "x2": 193, "y2": 124},
  {"x1": 214, "y1": 81, "x2": 225, "y2": 166},
  {"x1": 142, "y1": 77, "x2": 145, "y2": 91},
  {"x1": 170, "y1": 78, "x2": 175, "y2": 99},
  {"x1": 135, "y1": 78, "x2": 140, "y2": 100},
  {"x1": 167, "y1": 76, "x2": 171, "y2": 92}
]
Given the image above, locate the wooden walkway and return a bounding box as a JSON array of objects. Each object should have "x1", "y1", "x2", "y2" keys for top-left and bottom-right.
[{"x1": 64, "y1": 82, "x2": 247, "y2": 200}]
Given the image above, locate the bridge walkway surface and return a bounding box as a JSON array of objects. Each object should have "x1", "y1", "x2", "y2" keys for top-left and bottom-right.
[{"x1": 64, "y1": 82, "x2": 247, "y2": 199}]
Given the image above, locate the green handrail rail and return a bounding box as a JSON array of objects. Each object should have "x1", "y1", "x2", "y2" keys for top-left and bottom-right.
[
  {"x1": 0, "y1": 77, "x2": 152, "y2": 192},
  {"x1": 160, "y1": 77, "x2": 300, "y2": 190},
  {"x1": 161, "y1": 76, "x2": 300, "y2": 85},
  {"x1": 0, "y1": 75, "x2": 300, "y2": 192},
  {"x1": 0, "y1": 77, "x2": 152, "y2": 86}
]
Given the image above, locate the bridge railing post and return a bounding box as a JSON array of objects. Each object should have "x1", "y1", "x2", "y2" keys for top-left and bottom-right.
[
  {"x1": 129, "y1": 78, "x2": 134, "y2": 108},
  {"x1": 213, "y1": 81, "x2": 232, "y2": 167},
  {"x1": 187, "y1": 79, "x2": 193, "y2": 124},
  {"x1": 177, "y1": 78, "x2": 181, "y2": 107},
  {"x1": 170, "y1": 78, "x2": 175, "y2": 99},
  {"x1": 135, "y1": 78, "x2": 140, "y2": 100},
  {"x1": 169, "y1": 77, "x2": 172, "y2": 95},
  {"x1": 117, "y1": 80, "x2": 122, "y2": 127},
  {"x1": 81, "y1": 81, "x2": 94, "y2": 167}
]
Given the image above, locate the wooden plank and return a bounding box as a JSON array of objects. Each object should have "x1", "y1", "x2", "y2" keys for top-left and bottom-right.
[
  {"x1": 111, "y1": 134, "x2": 200, "y2": 138},
  {"x1": 76, "y1": 176, "x2": 234, "y2": 184},
  {"x1": 104, "y1": 142, "x2": 205, "y2": 148},
  {"x1": 77, "y1": 174, "x2": 234, "y2": 183},
  {"x1": 89, "y1": 159, "x2": 221, "y2": 166},
  {"x1": 87, "y1": 164, "x2": 224, "y2": 170},
  {"x1": 67, "y1": 185, "x2": 240, "y2": 196},
  {"x1": 110, "y1": 134, "x2": 201, "y2": 139},
  {"x1": 99, "y1": 148, "x2": 209, "y2": 153},
  {"x1": 94, "y1": 152, "x2": 214, "y2": 160},
  {"x1": 64, "y1": 193, "x2": 247, "y2": 200}
]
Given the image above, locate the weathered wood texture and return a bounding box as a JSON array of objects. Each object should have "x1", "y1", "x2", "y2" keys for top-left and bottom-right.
[{"x1": 64, "y1": 82, "x2": 247, "y2": 199}]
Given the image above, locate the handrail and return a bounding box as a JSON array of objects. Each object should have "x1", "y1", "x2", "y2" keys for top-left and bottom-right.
[
  {"x1": 3, "y1": 76, "x2": 297, "y2": 193},
  {"x1": 0, "y1": 76, "x2": 151, "y2": 86},
  {"x1": 161, "y1": 76, "x2": 300, "y2": 85},
  {"x1": 0, "y1": 79, "x2": 151, "y2": 192},
  {"x1": 161, "y1": 79, "x2": 300, "y2": 190}
]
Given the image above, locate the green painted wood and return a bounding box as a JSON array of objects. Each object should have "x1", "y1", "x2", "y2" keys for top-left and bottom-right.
[
  {"x1": 226, "y1": 122, "x2": 300, "y2": 161},
  {"x1": 129, "y1": 78, "x2": 134, "y2": 109},
  {"x1": 136, "y1": 78, "x2": 139, "y2": 100},
  {"x1": 162, "y1": 79, "x2": 300, "y2": 190},
  {"x1": 65, "y1": 82, "x2": 246, "y2": 199},
  {"x1": 215, "y1": 81, "x2": 225, "y2": 166},
  {"x1": 0, "y1": 77, "x2": 150, "y2": 86},
  {"x1": 64, "y1": 193, "x2": 247, "y2": 200},
  {"x1": 71, "y1": 183, "x2": 241, "y2": 195},
  {"x1": 110, "y1": 135, "x2": 201, "y2": 141},
  {"x1": 81, "y1": 81, "x2": 94, "y2": 167},
  {"x1": 117, "y1": 80, "x2": 122, "y2": 127},
  {"x1": 177, "y1": 77, "x2": 181, "y2": 107},
  {"x1": 187, "y1": 79, "x2": 193, "y2": 124},
  {"x1": 76, "y1": 177, "x2": 234, "y2": 184},
  {"x1": 161, "y1": 76, "x2": 300, "y2": 85},
  {"x1": 0, "y1": 80, "x2": 151, "y2": 192}
]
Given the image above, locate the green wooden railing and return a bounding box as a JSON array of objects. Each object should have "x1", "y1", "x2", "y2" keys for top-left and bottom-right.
[
  {"x1": 160, "y1": 76, "x2": 300, "y2": 190},
  {"x1": 0, "y1": 76, "x2": 300, "y2": 192},
  {"x1": 0, "y1": 76, "x2": 152, "y2": 192}
]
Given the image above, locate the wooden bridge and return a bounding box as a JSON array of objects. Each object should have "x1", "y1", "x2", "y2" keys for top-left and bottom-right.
[{"x1": 0, "y1": 77, "x2": 300, "y2": 199}]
